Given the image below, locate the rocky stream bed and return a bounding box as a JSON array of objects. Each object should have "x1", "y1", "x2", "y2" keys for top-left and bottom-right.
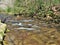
[{"x1": 0, "y1": 14, "x2": 60, "y2": 45}]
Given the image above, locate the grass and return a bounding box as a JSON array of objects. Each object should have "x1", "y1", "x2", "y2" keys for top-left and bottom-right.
[{"x1": 0, "y1": 0, "x2": 60, "y2": 17}]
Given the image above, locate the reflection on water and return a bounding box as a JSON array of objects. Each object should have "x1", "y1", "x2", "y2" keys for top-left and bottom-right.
[
  {"x1": 6, "y1": 19, "x2": 40, "y2": 30},
  {"x1": 22, "y1": 19, "x2": 34, "y2": 22},
  {"x1": 15, "y1": 27, "x2": 35, "y2": 30}
]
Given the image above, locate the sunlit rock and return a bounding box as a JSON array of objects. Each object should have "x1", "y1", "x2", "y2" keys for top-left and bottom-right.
[{"x1": 0, "y1": 20, "x2": 6, "y2": 42}]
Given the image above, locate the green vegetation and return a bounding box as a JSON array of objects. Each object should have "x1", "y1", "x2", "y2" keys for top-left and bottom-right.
[
  {"x1": 0, "y1": 0, "x2": 60, "y2": 17},
  {"x1": 14, "y1": 0, "x2": 60, "y2": 15}
]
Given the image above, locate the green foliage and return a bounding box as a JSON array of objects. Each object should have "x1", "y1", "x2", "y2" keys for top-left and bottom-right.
[
  {"x1": 5, "y1": 7, "x2": 11, "y2": 12},
  {"x1": 0, "y1": 8, "x2": 5, "y2": 13},
  {"x1": 14, "y1": 0, "x2": 60, "y2": 16},
  {"x1": 0, "y1": 0, "x2": 60, "y2": 17},
  {"x1": 14, "y1": 0, "x2": 39, "y2": 15}
]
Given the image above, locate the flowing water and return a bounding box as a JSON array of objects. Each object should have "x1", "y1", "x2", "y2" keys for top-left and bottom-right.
[{"x1": 0, "y1": 14, "x2": 60, "y2": 45}]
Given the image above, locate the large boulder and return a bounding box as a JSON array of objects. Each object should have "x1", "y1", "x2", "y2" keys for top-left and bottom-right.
[{"x1": 0, "y1": 20, "x2": 6, "y2": 45}]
